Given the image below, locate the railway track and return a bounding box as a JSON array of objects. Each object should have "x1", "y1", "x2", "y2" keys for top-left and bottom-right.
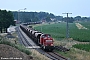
[
  {"x1": 47, "y1": 52, "x2": 68, "y2": 60},
  {"x1": 16, "y1": 26, "x2": 68, "y2": 60},
  {"x1": 16, "y1": 27, "x2": 29, "y2": 46}
]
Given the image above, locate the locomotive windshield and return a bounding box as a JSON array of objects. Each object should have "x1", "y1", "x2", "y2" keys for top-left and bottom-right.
[{"x1": 42, "y1": 34, "x2": 51, "y2": 38}]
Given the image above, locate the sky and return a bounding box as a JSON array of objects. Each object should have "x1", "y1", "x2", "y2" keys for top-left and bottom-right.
[{"x1": 0, "y1": 0, "x2": 90, "y2": 17}]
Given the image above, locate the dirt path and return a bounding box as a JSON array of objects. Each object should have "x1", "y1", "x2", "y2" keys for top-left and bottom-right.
[{"x1": 75, "y1": 23, "x2": 88, "y2": 29}]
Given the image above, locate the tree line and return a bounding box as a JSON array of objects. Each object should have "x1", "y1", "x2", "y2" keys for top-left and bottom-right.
[
  {"x1": 0, "y1": 10, "x2": 15, "y2": 33},
  {"x1": 12, "y1": 11, "x2": 90, "y2": 23},
  {"x1": 12, "y1": 11, "x2": 63, "y2": 23}
]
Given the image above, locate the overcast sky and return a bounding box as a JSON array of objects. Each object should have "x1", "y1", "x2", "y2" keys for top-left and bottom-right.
[{"x1": 0, "y1": 0, "x2": 90, "y2": 17}]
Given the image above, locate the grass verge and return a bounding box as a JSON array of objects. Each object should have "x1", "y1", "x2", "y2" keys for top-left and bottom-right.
[{"x1": 0, "y1": 35, "x2": 31, "y2": 55}]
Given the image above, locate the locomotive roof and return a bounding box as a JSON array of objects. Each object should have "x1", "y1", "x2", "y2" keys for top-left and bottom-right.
[{"x1": 41, "y1": 34, "x2": 51, "y2": 36}]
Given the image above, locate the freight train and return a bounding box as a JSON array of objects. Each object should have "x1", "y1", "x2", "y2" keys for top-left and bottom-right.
[{"x1": 20, "y1": 24, "x2": 54, "y2": 51}]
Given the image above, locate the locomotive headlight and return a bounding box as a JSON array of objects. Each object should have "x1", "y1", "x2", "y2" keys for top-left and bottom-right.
[
  {"x1": 44, "y1": 37, "x2": 47, "y2": 39},
  {"x1": 51, "y1": 44, "x2": 53, "y2": 46}
]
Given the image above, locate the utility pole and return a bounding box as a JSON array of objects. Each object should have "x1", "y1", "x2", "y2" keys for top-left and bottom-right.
[
  {"x1": 18, "y1": 8, "x2": 27, "y2": 23},
  {"x1": 62, "y1": 13, "x2": 72, "y2": 39}
]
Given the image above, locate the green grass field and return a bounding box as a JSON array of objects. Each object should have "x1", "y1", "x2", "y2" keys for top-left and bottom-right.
[
  {"x1": 34, "y1": 23, "x2": 66, "y2": 40},
  {"x1": 80, "y1": 22, "x2": 90, "y2": 29},
  {"x1": 73, "y1": 44, "x2": 90, "y2": 52},
  {"x1": 34, "y1": 22, "x2": 90, "y2": 42}
]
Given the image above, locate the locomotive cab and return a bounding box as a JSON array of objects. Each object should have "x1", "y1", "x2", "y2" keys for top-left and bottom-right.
[{"x1": 40, "y1": 34, "x2": 54, "y2": 51}]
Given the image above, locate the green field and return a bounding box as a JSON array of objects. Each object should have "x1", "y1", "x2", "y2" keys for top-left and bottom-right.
[
  {"x1": 34, "y1": 23, "x2": 66, "y2": 40},
  {"x1": 34, "y1": 22, "x2": 90, "y2": 42},
  {"x1": 73, "y1": 44, "x2": 90, "y2": 52},
  {"x1": 80, "y1": 22, "x2": 90, "y2": 29}
]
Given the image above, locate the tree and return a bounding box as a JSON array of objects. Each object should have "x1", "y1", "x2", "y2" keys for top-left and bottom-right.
[
  {"x1": 0, "y1": 10, "x2": 15, "y2": 33},
  {"x1": 45, "y1": 16, "x2": 51, "y2": 22},
  {"x1": 81, "y1": 17, "x2": 88, "y2": 21},
  {"x1": 69, "y1": 17, "x2": 74, "y2": 23},
  {"x1": 49, "y1": 13, "x2": 55, "y2": 18},
  {"x1": 74, "y1": 16, "x2": 81, "y2": 21},
  {"x1": 33, "y1": 17, "x2": 39, "y2": 22},
  {"x1": 63, "y1": 17, "x2": 74, "y2": 23},
  {"x1": 56, "y1": 16, "x2": 63, "y2": 21},
  {"x1": 12, "y1": 11, "x2": 54, "y2": 23}
]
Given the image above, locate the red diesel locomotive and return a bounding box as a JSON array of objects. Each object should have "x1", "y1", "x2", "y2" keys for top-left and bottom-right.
[{"x1": 20, "y1": 24, "x2": 54, "y2": 51}]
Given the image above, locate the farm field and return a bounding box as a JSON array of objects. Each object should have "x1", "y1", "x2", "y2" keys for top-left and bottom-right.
[
  {"x1": 34, "y1": 22, "x2": 90, "y2": 42},
  {"x1": 80, "y1": 22, "x2": 90, "y2": 29},
  {"x1": 73, "y1": 44, "x2": 90, "y2": 52}
]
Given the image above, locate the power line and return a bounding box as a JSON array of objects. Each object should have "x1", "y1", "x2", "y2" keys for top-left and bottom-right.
[{"x1": 62, "y1": 13, "x2": 72, "y2": 39}]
